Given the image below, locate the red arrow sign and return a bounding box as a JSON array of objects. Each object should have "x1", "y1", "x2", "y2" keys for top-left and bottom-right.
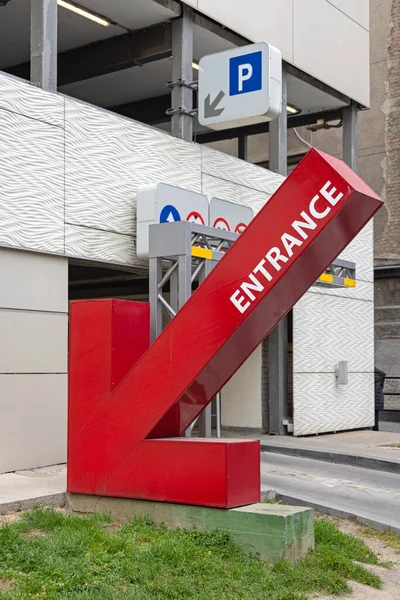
[{"x1": 68, "y1": 149, "x2": 383, "y2": 507}]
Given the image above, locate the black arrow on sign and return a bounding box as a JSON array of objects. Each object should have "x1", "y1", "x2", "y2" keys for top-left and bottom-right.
[{"x1": 204, "y1": 91, "x2": 225, "y2": 118}]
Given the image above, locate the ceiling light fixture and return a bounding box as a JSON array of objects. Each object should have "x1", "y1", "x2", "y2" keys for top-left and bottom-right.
[
  {"x1": 57, "y1": 0, "x2": 111, "y2": 27},
  {"x1": 192, "y1": 62, "x2": 200, "y2": 71},
  {"x1": 287, "y1": 103, "x2": 301, "y2": 115}
]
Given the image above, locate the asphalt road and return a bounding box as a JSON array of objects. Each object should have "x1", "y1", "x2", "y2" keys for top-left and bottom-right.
[{"x1": 260, "y1": 452, "x2": 400, "y2": 531}]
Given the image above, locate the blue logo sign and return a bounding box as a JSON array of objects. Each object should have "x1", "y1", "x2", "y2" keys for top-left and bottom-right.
[
  {"x1": 229, "y1": 51, "x2": 262, "y2": 96},
  {"x1": 159, "y1": 205, "x2": 181, "y2": 223}
]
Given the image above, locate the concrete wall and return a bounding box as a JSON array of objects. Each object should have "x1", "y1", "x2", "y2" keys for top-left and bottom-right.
[
  {"x1": 374, "y1": 0, "x2": 400, "y2": 261},
  {"x1": 375, "y1": 282, "x2": 400, "y2": 413},
  {"x1": 310, "y1": 0, "x2": 390, "y2": 242},
  {"x1": 221, "y1": 347, "x2": 262, "y2": 429},
  {"x1": 371, "y1": 0, "x2": 400, "y2": 405},
  {"x1": 183, "y1": 0, "x2": 370, "y2": 107},
  {"x1": 309, "y1": 0, "x2": 400, "y2": 424},
  {"x1": 0, "y1": 248, "x2": 68, "y2": 474}
]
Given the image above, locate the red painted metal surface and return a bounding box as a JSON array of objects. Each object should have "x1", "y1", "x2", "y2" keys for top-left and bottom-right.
[
  {"x1": 68, "y1": 148, "x2": 383, "y2": 507},
  {"x1": 71, "y1": 436, "x2": 260, "y2": 507},
  {"x1": 68, "y1": 299, "x2": 260, "y2": 507}
]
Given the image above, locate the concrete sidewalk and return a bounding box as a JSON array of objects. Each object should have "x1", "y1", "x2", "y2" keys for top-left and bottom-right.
[
  {"x1": 224, "y1": 430, "x2": 400, "y2": 474},
  {"x1": 0, "y1": 464, "x2": 66, "y2": 515}
]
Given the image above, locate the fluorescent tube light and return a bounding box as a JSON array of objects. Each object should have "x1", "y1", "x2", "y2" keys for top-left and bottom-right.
[
  {"x1": 57, "y1": 0, "x2": 111, "y2": 27},
  {"x1": 287, "y1": 103, "x2": 301, "y2": 115}
]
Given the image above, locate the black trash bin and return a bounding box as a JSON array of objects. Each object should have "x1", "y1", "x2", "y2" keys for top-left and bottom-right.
[{"x1": 374, "y1": 367, "x2": 386, "y2": 431}]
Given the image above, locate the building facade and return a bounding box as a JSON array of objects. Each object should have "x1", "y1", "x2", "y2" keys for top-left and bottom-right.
[{"x1": 0, "y1": 0, "x2": 377, "y2": 473}]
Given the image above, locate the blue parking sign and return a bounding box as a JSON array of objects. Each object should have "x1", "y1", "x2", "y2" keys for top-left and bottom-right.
[{"x1": 229, "y1": 51, "x2": 263, "y2": 96}]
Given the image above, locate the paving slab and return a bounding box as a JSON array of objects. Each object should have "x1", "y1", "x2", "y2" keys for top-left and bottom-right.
[{"x1": 0, "y1": 464, "x2": 66, "y2": 514}]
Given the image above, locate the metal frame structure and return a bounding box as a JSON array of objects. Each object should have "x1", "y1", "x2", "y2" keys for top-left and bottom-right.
[
  {"x1": 148, "y1": 221, "x2": 237, "y2": 341},
  {"x1": 148, "y1": 220, "x2": 238, "y2": 438},
  {"x1": 315, "y1": 259, "x2": 356, "y2": 288}
]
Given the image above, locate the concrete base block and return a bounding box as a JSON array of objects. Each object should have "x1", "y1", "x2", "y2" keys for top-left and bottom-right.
[{"x1": 67, "y1": 493, "x2": 314, "y2": 562}]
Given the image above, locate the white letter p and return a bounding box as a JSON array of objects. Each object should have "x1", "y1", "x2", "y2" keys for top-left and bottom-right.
[{"x1": 238, "y1": 63, "x2": 253, "y2": 92}]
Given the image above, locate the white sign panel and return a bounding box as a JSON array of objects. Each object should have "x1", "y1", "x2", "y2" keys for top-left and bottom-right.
[
  {"x1": 209, "y1": 198, "x2": 254, "y2": 234},
  {"x1": 198, "y1": 42, "x2": 282, "y2": 131},
  {"x1": 137, "y1": 183, "x2": 209, "y2": 259}
]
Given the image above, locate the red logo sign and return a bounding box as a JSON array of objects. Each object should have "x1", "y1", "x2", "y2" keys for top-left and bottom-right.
[
  {"x1": 235, "y1": 222, "x2": 247, "y2": 234},
  {"x1": 213, "y1": 217, "x2": 230, "y2": 231},
  {"x1": 186, "y1": 211, "x2": 205, "y2": 225}
]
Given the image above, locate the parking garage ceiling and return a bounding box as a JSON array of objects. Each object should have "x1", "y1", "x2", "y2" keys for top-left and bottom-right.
[{"x1": 0, "y1": 0, "x2": 349, "y2": 134}]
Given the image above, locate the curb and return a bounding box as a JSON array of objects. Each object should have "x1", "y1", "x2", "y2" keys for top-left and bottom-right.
[
  {"x1": 260, "y1": 488, "x2": 277, "y2": 502},
  {"x1": 260, "y1": 444, "x2": 400, "y2": 475},
  {"x1": 0, "y1": 493, "x2": 66, "y2": 516},
  {"x1": 278, "y1": 493, "x2": 400, "y2": 534}
]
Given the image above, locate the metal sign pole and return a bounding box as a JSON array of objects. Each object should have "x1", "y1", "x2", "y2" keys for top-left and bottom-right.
[
  {"x1": 171, "y1": 5, "x2": 194, "y2": 141},
  {"x1": 268, "y1": 66, "x2": 289, "y2": 436},
  {"x1": 216, "y1": 392, "x2": 221, "y2": 438},
  {"x1": 31, "y1": 0, "x2": 57, "y2": 91}
]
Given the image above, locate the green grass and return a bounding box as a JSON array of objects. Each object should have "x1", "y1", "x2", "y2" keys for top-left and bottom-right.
[
  {"x1": 0, "y1": 509, "x2": 381, "y2": 600},
  {"x1": 363, "y1": 525, "x2": 400, "y2": 553},
  {"x1": 262, "y1": 497, "x2": 282, "y2": 504}
]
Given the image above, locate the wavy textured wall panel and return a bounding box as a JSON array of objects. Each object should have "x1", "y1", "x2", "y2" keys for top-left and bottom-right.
[
  {"x1": 65, "y1": 224, "x2": 136, "y2": 266},
  {"x1": 0, "y1": 73, "x2": 64, "y2": 127},
  {"x1": 0, "y1": 108, "x2": 64, "y2": 253},
  {"x1": 337, "y1": 220, "x2": 373, "y2": 282},
  {"x1": 293, "y1": 294, "x2": 374, "y2": 373},
  {"x1": 201, "y1": 173, "x2": 272, "y2": 213},
  {"x1": 65, "y1": 99, "x2": 202, "y2": 238},
  {"x1": 201, "y1": 146, "x2": 284, "y2": 196},
  {"x1": 291, "y1": 160, "x2": 373, "y2": 435},
  {"x1": 293, "y1": 372, "x2": 374, "y2": 436},
  {"x1": 292, "y1": 214, "x2": 374, "y2": 434}
]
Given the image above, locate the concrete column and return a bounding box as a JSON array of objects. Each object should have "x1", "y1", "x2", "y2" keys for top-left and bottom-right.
[
  {"x1": 343, "y1": 103, "x2": 358, "y2": 172},
  {"x1": 238, "y1": 136, "x2": 248, "y2": 160},
  {"x1": 0, "y1": 248, "x2": 68, "y2": 473},
  {"x1": 31, "y1": 0, "x2": 58, "y2": 91}
]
